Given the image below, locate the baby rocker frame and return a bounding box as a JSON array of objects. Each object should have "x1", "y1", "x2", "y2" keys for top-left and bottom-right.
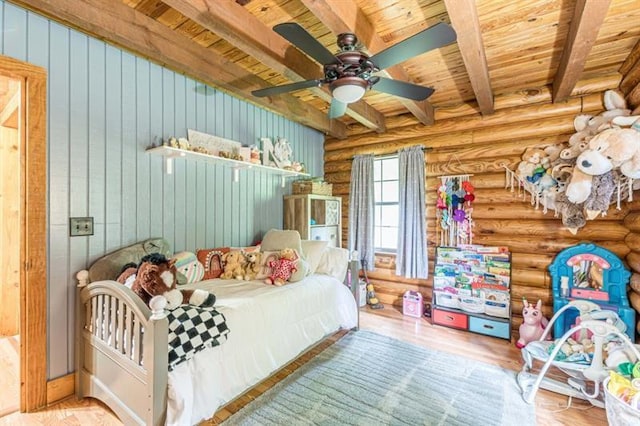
[{"x1": 517, "y1": 300, "x2": 640, "y2": 407}]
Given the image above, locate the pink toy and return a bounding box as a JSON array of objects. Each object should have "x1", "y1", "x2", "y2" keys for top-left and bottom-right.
[
  {"x1": 516, "y1": 298, "x2": 551, "y2": 348},
  {"x1": 264, "y1": 248, "x2": 298, "y2": 286}
]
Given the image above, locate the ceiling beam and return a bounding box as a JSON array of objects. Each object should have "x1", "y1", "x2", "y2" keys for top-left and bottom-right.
[
  {"x1": 300, "y1": 0, "x2": 435, "y2": 125},
  {"x1": 552, "y1": 0, "x2": 611, "y2": 103},
  {"x1": 443, "y1": 0, "x2": 494, "y2": 115},
  {"x1": 163, "y1": 0, "x2": 386, "y2": 132},
  {"x1": 11, "y1": 0, "x2": 347, "y2": 139}
]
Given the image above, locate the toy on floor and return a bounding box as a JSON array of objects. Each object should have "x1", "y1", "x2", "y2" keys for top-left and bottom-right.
[
  {"x1": 362, "y1": 259, "x2": 383, "y2": 309},
  {"x1": 517, "y1": 300, "x2": 640, "y2": 407},
  {"x1": 516, "y1": 298, "x2": 551, "y2": 348}
]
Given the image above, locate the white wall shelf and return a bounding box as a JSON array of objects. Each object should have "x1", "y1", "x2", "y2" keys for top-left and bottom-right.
[{"x1": 146, "y1": 145, "x2": 310, "y2": 183}]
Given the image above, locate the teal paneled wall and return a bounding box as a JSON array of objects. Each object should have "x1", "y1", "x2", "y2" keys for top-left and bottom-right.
[{"x1": 0, "y1": 0, "x2": 324, "y2": 379}]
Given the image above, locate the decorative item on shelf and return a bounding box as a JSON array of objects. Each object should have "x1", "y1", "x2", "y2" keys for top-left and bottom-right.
[
  {"x1": 188, "y1": 128, "x2": 241, "y2": 157},
  {"x1": 260, "y1": 136, "x2": 296, "y2": 170},
  {"x1": 435, "y1": 173, "x2": 475, "y2": 247},
  {"x1": 503, "y1": 89, "x2": 639, "y2": 235},
  {"x1": 293, "y1": 177, "x2": 333, "y2": 196},
  {"x1": 249, "y1": 145, "x2": 262, "y2": 164}
]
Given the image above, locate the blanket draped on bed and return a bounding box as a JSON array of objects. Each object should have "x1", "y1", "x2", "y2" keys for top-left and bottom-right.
[{"x1": 166, "y1": 306, "x2": 230, "y2": 371}]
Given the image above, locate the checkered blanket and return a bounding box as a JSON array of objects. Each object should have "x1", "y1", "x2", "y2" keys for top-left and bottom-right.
[{"x1": 166, "y1": 305, "x2": 230, "y2": 371}]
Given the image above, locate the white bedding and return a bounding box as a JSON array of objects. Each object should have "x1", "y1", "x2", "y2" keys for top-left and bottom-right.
[{"x1": 165, "y1": 274, "x2": 358, "y2": 425}]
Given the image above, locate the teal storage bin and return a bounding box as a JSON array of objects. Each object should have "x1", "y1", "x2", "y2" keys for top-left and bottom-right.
[{"x1": 469, "y1": 316, "x2": 510, "y2": 339}]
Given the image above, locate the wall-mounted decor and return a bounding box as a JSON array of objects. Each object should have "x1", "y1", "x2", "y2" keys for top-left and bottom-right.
[{"x1": 435, "y1": 174, "x2": 475, "y2": 247}]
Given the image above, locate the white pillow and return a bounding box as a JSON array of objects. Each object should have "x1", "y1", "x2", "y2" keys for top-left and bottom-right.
[
  {"x1": 315, "y1": 247, "x2": 349, "y2": 282},
  {"x1": 261, "y1": 229, "x2": 304, "y2": 258},
  {"x1": 301, "y1": 240, "x2": 329, "y2": 275}
]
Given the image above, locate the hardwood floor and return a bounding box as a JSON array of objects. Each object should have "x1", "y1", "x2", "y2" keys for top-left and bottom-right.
[
  {"x1": 0, "y1": 336, "x2": 19, "y2": 417},
  {"x1": 0, "y1": 305, "x2": 608, "y2": 425}
]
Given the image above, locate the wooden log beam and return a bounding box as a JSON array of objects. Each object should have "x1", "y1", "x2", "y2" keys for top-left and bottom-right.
[
  {"x1": 300, "y1": 0, "x2": 435, "y2": 125},
  {"x1": 443, "y1": 0, "x2": 494, "y2": 115},
  {"x1": 343, "y1": 75, "x2": 618, "y2": 138},
  {"x1": 630, "y1": 290, "x2": 640, "y2": 312},
  {"x1": 625, "y1": 232, "x2": 640, "y2": 252},
  {"x1": 472, "y1": 219, "x2": 629, "y2": 241},
  {"x1": 627, "y1": 251, "x2": 640, "y2": 274},
  {"x1": 470, "y1": 201, "x2": 630, "y2": 221},
  {"x1": 511, "y1": 253, "x2": 555, "y2": 271},
  {"x1": 620, "y1": 57, "x2": 640, "y2": 95},
  {"x1": 624, "y1": 212, "x2": 640, "y2": 232},
  {"x1": 625, "y1": 80, "x2": 640, "y2": 110},
  {"x1": 620, "y1": 39, "x2": 640, "y2": 76},
  {"x1": 326, "y1": 94, "x2": 602, "y2": 152},
  {"x1": 13, "y1": 0, "x2": 347, "y2": 139},
  {"x1": 162, "y1": 0, "x2": 386, "y2": 132},
  {"x1": 631, "y1": 273, "x2": 640, "y2": 293},
  {"x1": 552, "y1": 0, "x2": 611, "y2": 102}
]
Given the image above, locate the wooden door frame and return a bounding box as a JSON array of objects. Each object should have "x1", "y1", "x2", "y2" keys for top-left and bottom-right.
[{"x1": 0, "y1": 55, "x2": 47, "y2": 412}]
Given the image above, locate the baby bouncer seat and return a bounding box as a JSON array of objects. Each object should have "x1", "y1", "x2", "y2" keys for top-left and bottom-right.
[{"x1": 517, "y1": 300, "x2": 640, "y2": 407}]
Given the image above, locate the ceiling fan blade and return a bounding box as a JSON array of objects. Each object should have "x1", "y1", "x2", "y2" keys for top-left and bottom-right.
[
  {"x1": 372, "y1": 77, "x2": 434, "y2": 101},
  {"x1": 328, "y1": 98, "x2": 348, "y2": 119},
  {"x1": 369, "y1": 22, "x2": 456, "y2": 71},
  {"x1": 273, "y1": 23, "x2": 340, "y2": 65},
  {"x1": 252, "y1": 79, "x2": 323, "y2": 97}
]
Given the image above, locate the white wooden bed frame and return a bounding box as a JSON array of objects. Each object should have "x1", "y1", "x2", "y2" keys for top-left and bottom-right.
[{"x1": 74, "y1": 260, "x2": 360, "y2": 426}]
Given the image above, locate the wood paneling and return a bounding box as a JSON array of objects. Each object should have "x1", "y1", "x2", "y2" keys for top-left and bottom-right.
[{"x1": 1, "y1": 0, "x2": 324, "y2": 379}]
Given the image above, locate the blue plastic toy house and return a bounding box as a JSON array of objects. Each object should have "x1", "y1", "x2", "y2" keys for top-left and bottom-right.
[{"x1": 549, "y1": 243, "x2": 635, "y2": 340}]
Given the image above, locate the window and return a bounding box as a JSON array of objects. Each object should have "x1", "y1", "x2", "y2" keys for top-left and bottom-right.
[{"x1": 373, "y1": 156, "x2": 399, "y2": 252}]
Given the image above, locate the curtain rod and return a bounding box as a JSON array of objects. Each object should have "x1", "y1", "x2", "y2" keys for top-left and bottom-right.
[{"x1": 351, "y1": 146, "x2": 432, "y2": 160}]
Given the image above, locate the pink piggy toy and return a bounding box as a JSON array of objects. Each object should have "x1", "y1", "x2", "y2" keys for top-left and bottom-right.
[{"x1": 516, "y1": 299, "x2": 550, "y2": 348}]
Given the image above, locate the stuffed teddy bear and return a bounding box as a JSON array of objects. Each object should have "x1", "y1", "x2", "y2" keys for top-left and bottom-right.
[
  {"x1": 516, "y1": 148, "x2": 548, "y2": 181},
  {"x1": 220, "y1": 250, "x2": 246, "y2": 280},
  {"x1": 554, "y1": 191, "x2": 586, "y2": 234},
  {"x1": 265, "y1": 248, "x2": 298, "y2": 286},
  {"x1": 121, "y1": 253, "x2": 215, "y2": 310},
  {"x1": 576, "y1": 126, "x2": 640, "y2": 180},
  {"x1": 243, "y1": 251, "x2": 263, "y2": 281},
  {"x1": 583, "y1": 171, "x2": 616, "y2": 220}
]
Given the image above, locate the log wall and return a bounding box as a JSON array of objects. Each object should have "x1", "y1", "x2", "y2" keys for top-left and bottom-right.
[
  {"x1": 621, "y1": 42, "x2": 640, "y2": 338},
  {"x1": 326, "y1": 89, "x2": 637, "y2": 331}
]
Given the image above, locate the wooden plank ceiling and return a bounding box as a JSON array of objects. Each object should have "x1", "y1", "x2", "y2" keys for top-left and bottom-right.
[{"x1": 12, "y1": 0, "x2": 640, "y2": 138}]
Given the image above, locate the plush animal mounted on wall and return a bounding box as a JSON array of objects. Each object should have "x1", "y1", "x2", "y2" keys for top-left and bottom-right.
[
  {"x1": 220, "y1": 250, "x2": 246, "y2": 280},
  {"x1": 123, "y1": 253, "x2": 216, "y2": 310},
  {"x1": 516, "y1": 299, "x2": 551, "y2": 349},
  {"x1": 265, "y1": 248, "x2": 299, "y2": 286},
  {"x1": 243, "y1": 251, "x2": 263, "y2": 281}
]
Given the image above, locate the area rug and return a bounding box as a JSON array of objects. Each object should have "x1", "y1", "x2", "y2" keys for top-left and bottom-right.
[{"x1": 224, "y1": 330, "x2": 536, "y2": 425}]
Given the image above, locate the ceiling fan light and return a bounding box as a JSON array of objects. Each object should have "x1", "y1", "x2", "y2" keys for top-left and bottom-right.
[{"x1": 330, "y1": 78, "x2": 367, "y2": 104}]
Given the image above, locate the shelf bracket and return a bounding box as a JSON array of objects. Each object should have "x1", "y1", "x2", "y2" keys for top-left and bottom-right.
[
  {"x1": 281, "y1": 176, "x2": 286, "y2": 188},
  {"x1": 233, "y1": 168, "x2": 240, "y2": 183},
  {"x1": 165, "y1": 157, "x2": 173, "y2": 175}
]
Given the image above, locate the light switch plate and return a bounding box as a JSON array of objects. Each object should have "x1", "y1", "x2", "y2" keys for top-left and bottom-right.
[{"x1": 70, "y1": 217, "x2": 94, "y2": 236}]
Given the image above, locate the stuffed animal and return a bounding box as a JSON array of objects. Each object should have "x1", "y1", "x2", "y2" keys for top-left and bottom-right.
[
  {"x1": 172, "y1": 251, "x2": 204, "y2": 284},
  {"x1": 243, "y1": 251, "x2": 263, "y2": 281},
  {"x1": 265, "y1": 248, "x2": 298, "y2": 286},
  {"x1": 583, "y1": 171, "x2": 616, "y2": 220},
  {"x1": 124, "y1": 253, "x2": 215, "y2": 310},
  {"x1": 221, "y1": 250, "x2": 246, "y2": 280},
  {"x1": 516, "y1": 148, "x2": 548, "y2": 181},
  {"x1": 577, "y1": 127, "x2": 640, "y2": 179},
  {"x1": 516, "y1": 298, "x2": 551, "y2": 348},
  {"x1": 554, "y1": 191, "x2": 586, "y2": 234},
  {"x1": 565, "y1": 166, "x2": 594, "y2": 204}
]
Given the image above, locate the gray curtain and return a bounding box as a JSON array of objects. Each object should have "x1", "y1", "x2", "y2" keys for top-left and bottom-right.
[
  {"x1": 348, "y1": 154, "x2": 375, "y2": 271},
  {"x1": 396, "y1": 146, "x2": 428, "y2": 278}
]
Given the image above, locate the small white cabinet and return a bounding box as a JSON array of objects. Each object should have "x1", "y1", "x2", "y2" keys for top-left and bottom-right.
[{"x1": 283, "y1": 194, "x2": 342, "y2": 247}]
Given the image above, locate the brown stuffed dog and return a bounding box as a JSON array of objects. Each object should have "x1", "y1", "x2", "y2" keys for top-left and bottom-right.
[{"x1": 125, "y1": 253, "x2": 215, "y2": 310}]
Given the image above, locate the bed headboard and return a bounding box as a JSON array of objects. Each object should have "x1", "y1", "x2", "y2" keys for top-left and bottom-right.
[{"x1": 88, "y1": 238, "x2": 171, "y2": 282}]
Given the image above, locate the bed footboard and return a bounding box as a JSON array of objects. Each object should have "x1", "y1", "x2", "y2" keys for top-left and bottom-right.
[{"x1": 76, "y1": 271, "x2": 168, "y2": 426}]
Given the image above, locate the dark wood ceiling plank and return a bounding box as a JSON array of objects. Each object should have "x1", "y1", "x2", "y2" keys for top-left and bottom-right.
[
  {"x1": 300, "y1": 0, "x2": 435, "y2": 125},
  {"x1": 443, "y1": 0, "x2": 494, "y2": 115},
  {"x1": 552, "y1": 0, "x2": 612, "y2": 103},
  {"x1": 620, "y1": 57, "x2": 640, "y2": 95},
  {"x1": 12, "y1": 0, "x2": 346, "y2": 138},
  {"x1": 163, "y1": 0, "x2": 386, "y2": 132}
]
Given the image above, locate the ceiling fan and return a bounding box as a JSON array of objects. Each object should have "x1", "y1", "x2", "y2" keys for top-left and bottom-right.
[{"x1": 251, "y1": 22, "x2": 457, "y2": 119}]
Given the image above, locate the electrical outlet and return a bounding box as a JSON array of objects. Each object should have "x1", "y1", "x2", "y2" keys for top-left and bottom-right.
[{"x1": 70, "y1": 217, "x2": 94, "y2": 236}]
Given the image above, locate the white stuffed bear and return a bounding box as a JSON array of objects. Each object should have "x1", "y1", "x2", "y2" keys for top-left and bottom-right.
[{"x1": 577, "y1": 127, "x2": 640, "y2": 179}]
